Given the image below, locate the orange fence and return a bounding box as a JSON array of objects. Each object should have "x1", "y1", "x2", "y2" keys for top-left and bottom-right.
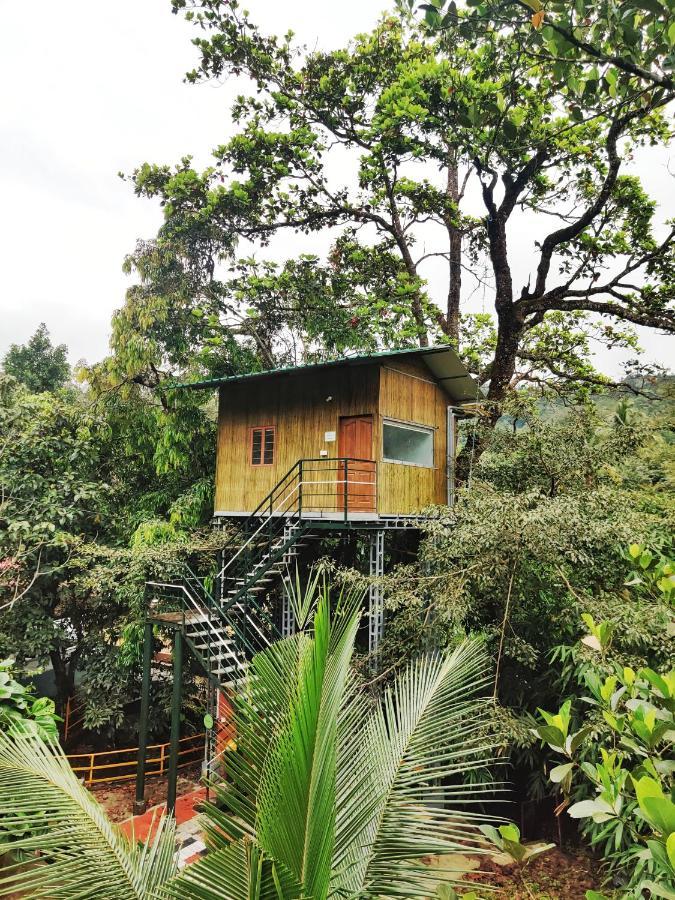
[
  {"x1": 66, "y1": 732, "x2": 206, "y2": 785},
  {"x1": 63, "y1": 695, "x2": 87, "y2": 744}
]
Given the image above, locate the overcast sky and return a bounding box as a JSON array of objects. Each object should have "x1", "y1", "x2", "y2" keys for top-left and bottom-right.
[{"x1": 1, "y1": 0, "x2": 672, "y2": 374}]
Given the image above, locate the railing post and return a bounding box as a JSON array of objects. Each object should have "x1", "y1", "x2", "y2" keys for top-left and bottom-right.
[
  {"x1": 167, "y1": 627, "x2": 183, "y2": 815},
  {"x1": 63, "y1": 696, "x2": 71, "y2": 744},
  {"x1": 134, "y1": 619, "x2": 154, "y2": 814},
  {"x1": 298, "y1": 460, "x2": 303, "y2": 520},
  {"x1": 344, "y1": 458, "x2": 349, "y2": 522}
]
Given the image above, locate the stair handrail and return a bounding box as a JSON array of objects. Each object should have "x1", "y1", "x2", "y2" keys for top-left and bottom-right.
[
  {"x1": 217, "y1": 456, "x2": 377, "y2": 579},
  {"x1": 216, "y1": 480, "x2": 301, "y2": 582},
  {"x1": 183, "y1": 561, "x2": 282, "y2": 641},
  {"x1": 146, "y1": 579, "x2": 266, "y2": 663},
  {"x1": 215, "y1": 461, "x2": 303, "y2": 579}
]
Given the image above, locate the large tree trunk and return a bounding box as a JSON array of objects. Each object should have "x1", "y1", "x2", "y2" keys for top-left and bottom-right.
[
  {"x1": 445, "y1": 155, "x2": 462, "y2": 346},
  {"x1": 454, "y1": 320, "x2": 521, "y2": 485},
  {"x1": 50, "y1": 649, "x2": 76, "y2": 716}
]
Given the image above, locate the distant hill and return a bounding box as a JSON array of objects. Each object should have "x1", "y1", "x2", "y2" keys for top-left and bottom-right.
[{"x1": 501, "y1": 376, "x2": 675, "y2": 429}]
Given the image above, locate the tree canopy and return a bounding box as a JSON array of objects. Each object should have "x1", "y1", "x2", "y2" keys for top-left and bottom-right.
[
  {"x1": 3, "y1": 324, "x2": 70, "y2": 393},
  {"x1": 110, "y1": 0, "x2": 674, "y2": 449}
]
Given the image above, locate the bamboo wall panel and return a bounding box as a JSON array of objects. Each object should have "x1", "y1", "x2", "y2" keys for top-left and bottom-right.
[
  {"x1": 215, "y1": 367, "x2": 378, "y2": 514},
  {"x1": 214, "y1": 355, "x2": 454, "y2": 516},
  {"x1": 377, "y1": 359, "x2": 449, "y2": 514}
]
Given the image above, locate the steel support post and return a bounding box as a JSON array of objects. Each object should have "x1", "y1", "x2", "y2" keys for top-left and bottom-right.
[
  {"x1": 166, "y1": 628, "x2": 183, "y2": 815},
  {"x1": 281, "y1": 581, "x2": 296, "y2": 638},
  {"x1": 368, "y1": 529, "x2": 385, "y2": 661},
  {"x1": 133, "y1": 620, "x2": 153, "y2": 815}
]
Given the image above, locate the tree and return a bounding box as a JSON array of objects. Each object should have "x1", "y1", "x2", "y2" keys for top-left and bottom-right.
[
  {"x1": 418, "y1": 0, "x2": 675, "y2": 93},
  {"x1": 378, "y1": 403, "x2": 673, "y2": 711},
  {"x1": 3, "y1": 323, "x2": 70, "y2": 393},
  {"x1": 117, "y1": 2, "x2": 673, "y2": 476},
  {"x1": 0, "y1": 376, "x2": 103, "y2": 611},
  {"x1": 0, "y1": 371, "x2": 215, "y2": 720}
]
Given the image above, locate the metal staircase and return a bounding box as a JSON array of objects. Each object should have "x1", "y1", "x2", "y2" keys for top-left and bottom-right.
[{"x1": 146, "y1": 456, "x2": 377, "y2": 690}]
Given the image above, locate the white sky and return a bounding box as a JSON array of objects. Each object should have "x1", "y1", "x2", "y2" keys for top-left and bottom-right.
[{"x1": 1, "y1": 0, "x2": 672, "y2": 375}]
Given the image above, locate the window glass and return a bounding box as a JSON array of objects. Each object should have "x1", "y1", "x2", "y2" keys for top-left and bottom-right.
[
  {"x1": 251, "y1": 426, "x2": 275, "y2": 465},
  {"x1": 382, "y1": 421, "x2": 433, "y2": 467}
]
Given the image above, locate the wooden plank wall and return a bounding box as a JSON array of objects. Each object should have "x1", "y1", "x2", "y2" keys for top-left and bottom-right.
[
  {"x1": 376, "y1": 356, "x2": 449, "y2": 514},
  {"x1": 214, "y1": 355, "x2": 453, "y2": 516},
  {"x1": 215, "y1": 366, "x2": 378, "y2": 514}
]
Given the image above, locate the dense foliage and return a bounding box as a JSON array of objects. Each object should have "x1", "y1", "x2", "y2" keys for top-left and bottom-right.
[
  {"x1": 3, "y1": 323, "x2": 70, "y2": 394},
  {"x1": 535, "y1": 610, "x2": 675, "y2": 897},
  {"x1": 0, "y1": 0, "x2": 673, "y2": 892},
  {"x1": 0, "y1": 327, "x2": 217, "y2": 739},
  {"x1": 110, "y1": 0, "x2": 675, "y2": 479}
]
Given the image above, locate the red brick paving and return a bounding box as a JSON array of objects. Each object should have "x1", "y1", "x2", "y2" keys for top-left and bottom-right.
[{"x1": 120, "y1": 787, "x2": 207, "y2": 843}]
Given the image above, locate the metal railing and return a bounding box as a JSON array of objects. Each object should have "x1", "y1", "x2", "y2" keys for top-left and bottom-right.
[
  {"x1": 216, "y1": 457, "x2": 377, "y2": 589},
  {"x1": 145, "y1": 574, "x2": 276, "y2": 685},
  {"x1": 67, "y1": 732, "x2": 207, "y2": 785},
  {"x1": 144, "y1": 458, "x2": 377, "y2": 691}
]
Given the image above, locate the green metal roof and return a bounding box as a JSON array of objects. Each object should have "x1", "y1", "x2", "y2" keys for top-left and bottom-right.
[{"x1": 172, "y1": 345, "x2": 480, "y2": 404}]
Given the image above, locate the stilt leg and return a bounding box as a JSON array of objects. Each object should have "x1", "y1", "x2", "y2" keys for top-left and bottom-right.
[
  {"x1": 133, "y1": 621, "x2": 153, "y2": 815},
  {"x1": 368, "y1": 530, "x2": 385, "y2": 666},
  {"x1": 167, "y1": 628, "x2": 183, "y2": 815}
]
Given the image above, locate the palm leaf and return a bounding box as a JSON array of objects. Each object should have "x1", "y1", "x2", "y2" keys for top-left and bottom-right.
[
  {"x1": 194, "y1": 582, "x2": 363, "y2": 899},
  {"x1": 160, "y1": 837, "x2": 304, "y2": 900},
  {"x1": 0, "y1": 728, "x2": 176, "y2": 899},
  {"x1": 332, "y1": 638, "x2": 501, "y2": 898},
  {"x1": 254, "y1": 586, "x2": 361, "y2": 899}
]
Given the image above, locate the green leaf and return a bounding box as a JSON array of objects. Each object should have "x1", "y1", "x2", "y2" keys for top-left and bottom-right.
[
  {"x1": 534, "y1": 724, "x2": 566, "y2": 749},
  {"x1": 568, "y1": 799, "x2": 613, "y2": 819},
  {"x1": 550, "y1": 762, "x2": 574, "y2": 783},
  {"x1": 640, "y1": 550, "x2": 654, "y2": 569},
  {"x1": 667, "y1": 832, "x2": 675, "y2": 870},
  {"x1": 499, "y1": 823, "x2": 521, "y2": 842},
  {"x1": 635, "y1": 777, "x2": 675, "y2": 835}
]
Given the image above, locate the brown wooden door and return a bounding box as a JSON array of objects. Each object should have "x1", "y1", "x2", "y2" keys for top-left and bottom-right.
[{"x1": 337, "y1": 416, "x2": 376, "y2": 514}]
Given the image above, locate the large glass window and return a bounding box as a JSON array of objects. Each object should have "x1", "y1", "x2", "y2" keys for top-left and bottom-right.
[
  {"x1": 382, "y1": 420, "x2": 434, "y2": 467},
  {"x1": 251, "y1": 426, "x2": 275, "y2": 466}
]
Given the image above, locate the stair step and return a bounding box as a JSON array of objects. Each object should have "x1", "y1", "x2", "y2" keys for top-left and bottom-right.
[
  {"x1": 227, "y1": 586, "x2": 266, "y2": 595},
  {"x1": 191, "y1": 639, "x2": 237, "y2": 653}
]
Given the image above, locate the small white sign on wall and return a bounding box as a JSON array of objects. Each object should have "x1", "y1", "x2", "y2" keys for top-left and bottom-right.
[{"x1": 324, "y1": 431, "x2": 336, "y2": 442}]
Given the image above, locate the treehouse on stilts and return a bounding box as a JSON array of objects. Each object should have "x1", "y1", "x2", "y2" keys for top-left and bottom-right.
[{"x1": 134, "y1": 346, "x2": 478, "y2": 814}]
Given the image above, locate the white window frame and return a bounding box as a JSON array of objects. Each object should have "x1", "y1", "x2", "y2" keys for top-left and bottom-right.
[{"x1": 382, "y1": 418, "x2": 435, "y2": 468}]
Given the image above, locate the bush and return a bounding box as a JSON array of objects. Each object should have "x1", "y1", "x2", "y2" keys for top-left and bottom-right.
[{"x1": 535, "y1": 607, "x2": 674, "y2": 896}]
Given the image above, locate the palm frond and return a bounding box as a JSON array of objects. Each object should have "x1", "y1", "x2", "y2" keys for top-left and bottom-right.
[
  {"x1": 332, "y1": 638, "x2": 501, "y2": 898},
  {"x1": 0, "y1": 728, "x2": 176, "y2": 899},
  {"x1": 202, "y1": 629, "x2": 311, "y2": 847},
  {"x1": 160, "y1": 837, "x2": 304, "y2": 900},
  {"x1": 254, "y1": 587, "x2": 362, "y2": 899}
]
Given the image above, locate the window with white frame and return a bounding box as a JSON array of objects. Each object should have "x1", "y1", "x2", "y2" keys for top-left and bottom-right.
[{"x1": 382, "y1": 420, "x2": 434, "y2": 467}]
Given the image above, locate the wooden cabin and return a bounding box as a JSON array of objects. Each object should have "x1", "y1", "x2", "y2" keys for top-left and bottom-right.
[{"x1": 184, "y1": 346, "x2": 477, "y2": 522}]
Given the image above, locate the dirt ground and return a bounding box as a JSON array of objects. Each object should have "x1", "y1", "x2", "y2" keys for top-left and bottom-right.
[
  {"x1": 90, "y1": 765, "x2": 203, "y2": 822},
  {"x1": 424, "y1": 846, "x2": 603, "y2": 898},
  {"x1": 470, "y1": 847, "x2": 601, "y2": 898}
]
